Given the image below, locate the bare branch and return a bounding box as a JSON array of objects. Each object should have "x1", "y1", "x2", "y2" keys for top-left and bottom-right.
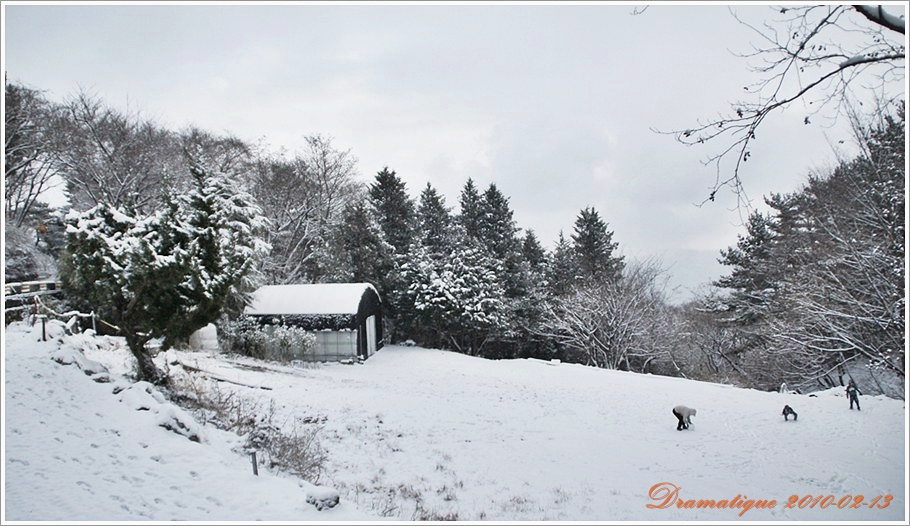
[{"x1": 655, "y1": 5, "x2": 905, "y2": 204}]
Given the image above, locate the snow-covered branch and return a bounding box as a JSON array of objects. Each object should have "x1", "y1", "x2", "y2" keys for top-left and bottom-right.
[{"x1": 853, "y1": 4, "x2": 905, "y2": 34}]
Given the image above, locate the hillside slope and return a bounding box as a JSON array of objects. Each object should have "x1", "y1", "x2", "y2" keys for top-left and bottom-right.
[{"x1": 3, "y1": 320, "x2": 907, "y2": 521}]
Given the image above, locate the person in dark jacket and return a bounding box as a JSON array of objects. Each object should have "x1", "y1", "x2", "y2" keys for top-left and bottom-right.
[
  {"x1": 782, "y1": 405, "x2": 798, "y2": 421},
  {"x1": 846, "y1": 380, "x2": 861, "y2": 410}
]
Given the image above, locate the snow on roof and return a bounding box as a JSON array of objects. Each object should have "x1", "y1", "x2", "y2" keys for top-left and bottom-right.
[{"x1": 244, "y1": 283, "x2": 378, "y2": 316}]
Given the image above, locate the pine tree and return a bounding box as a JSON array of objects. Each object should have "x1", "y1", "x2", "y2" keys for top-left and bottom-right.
[
  {"x1": 521, "y1": 230, "x2": 548, "y2": 274},
  {"x1": 458, "y1": 178, "x2": 484, "y2": 242},
  {"x1": 63, "y1": 203, "x2": 184, "y2": 384},
  {"x1": 403, "y1": 243, "x2": 505, "y2": 355},
  {"x1": 416, "y1": 182, "x2": 453, "y2": 256},
  {"x1": 62, "y1": 164, "x2": 270, "y2": 385},
  {"x1": 778, "y1": 109, "x2": 906, "y2": 382},
  {"x1": 714, "y1": 210, "x2": 779, "y2": 324},
  {"x1": 572, "y1": 207, "x2": 624, "y2": 284},
  {"x1": 366, "y1": 167, "x2": 420, "y2": 342},
  {"x1": 397, "y1": 183, "x2": 457, "y2": 343},
  {"x1": 548, "y1": 230, "x2": 579, "y2": 297},
  {"x1": 177, "y1": 164, "x2": 271, "y2": 321},
  {"x1": 511, "y1": 229, "x2": 553, "y2": 359},
  {"x1": 368, "y1": 167, "x2": 416, "y2": 256},
  {"x1": 324, "y1": 201, "x2": 395, "y2": 284},
  {"x1": 479, "y1": 183, "x2": 520, "y2": 262}
]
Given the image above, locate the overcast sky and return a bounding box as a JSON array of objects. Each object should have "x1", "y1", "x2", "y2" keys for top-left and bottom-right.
[{"x1": 3, "y1": 2, "x2": 903, "y2": 302}]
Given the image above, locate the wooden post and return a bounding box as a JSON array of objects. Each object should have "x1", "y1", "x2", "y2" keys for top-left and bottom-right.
[
  {"x1": 37, "y1": 314, "x2": 47, "y2": 341},
  {"x1": 32, "y1": 296, "x2": 40, "y2": 323},
  {"x1": 251, "y1": 451, "x2": 258, "y2": 476}
]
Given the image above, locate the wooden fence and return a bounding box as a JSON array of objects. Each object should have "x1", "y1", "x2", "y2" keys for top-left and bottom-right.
[{"x1": 4, "y1": 280, "x2": 64, "y2": 314}]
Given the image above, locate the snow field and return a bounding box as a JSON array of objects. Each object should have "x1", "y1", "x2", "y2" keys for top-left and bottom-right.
[{"x1": 3, "y1": 319, "x2": 907, "y2": 521}]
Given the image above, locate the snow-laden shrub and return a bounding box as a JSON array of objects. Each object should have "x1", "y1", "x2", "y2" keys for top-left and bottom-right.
[
  {"x1": 267, "y1": 325, "x2": 319, "y2": 362},
  {"x1": 245, "y1": 414, "x2": 328, "y2": 483},
  {"x1": 219, "y1": 317, "x2": 317, "y2": 363},
  {"x1": 218, "y1": 317, "x2": 269, "y2": 358}
]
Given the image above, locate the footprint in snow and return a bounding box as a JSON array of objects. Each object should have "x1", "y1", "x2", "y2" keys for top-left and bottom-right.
[{"x1": 76, "y1": 481, "x2": 94, "y2": 495}]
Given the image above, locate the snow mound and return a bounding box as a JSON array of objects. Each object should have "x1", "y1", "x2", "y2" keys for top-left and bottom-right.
[
  {"x1": 304, "y1": 483, "x2": 341, "y2": 510},
  {"x1": 188, "y1": 323, "x2": 220, "y2": 352},
  {"x1": 115, "y1": 382, "x2": 206, "y2": 443},
  {"x1": 51, "y1": 346, "x2": 108, "y2": 379}
]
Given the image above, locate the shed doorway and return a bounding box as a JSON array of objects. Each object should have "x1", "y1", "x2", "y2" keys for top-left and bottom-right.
[{"x1": 366, "y1": 315, "x2": 377, "y2": 356}]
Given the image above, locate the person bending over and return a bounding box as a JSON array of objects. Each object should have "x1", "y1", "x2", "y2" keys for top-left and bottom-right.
[{"x1": 673, "y1": 405, "x2": 696, "y2": 430}]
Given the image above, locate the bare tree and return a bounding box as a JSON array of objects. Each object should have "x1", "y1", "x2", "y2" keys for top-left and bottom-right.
[
  {"x1": 708, "y1": 104, "x2": 905, "y2": 394},
  {"x1": 775, "y1": 183, "x2": 903, "y2": 383},
  {"x1": 251, "y1": 135, "x2": 363, "y2": 284},
  {"x1": 180, "y1": 126, "x2": 253, "y2": 181},
  {"x1": 671, "y1": 290, "x2": 753, "y2": 384},
  {"x1": 4, "y1": 80, "x2": 61, "y2": 226},
  {"x1": 657, "y1": 5, "x2": 905, "y2": 205},
  {"x1": 54, "y1": 90, "x2": 182, "y2": 212},
  {"x1": 540, "y1": 258, "x2": 671, "y2": 371}
]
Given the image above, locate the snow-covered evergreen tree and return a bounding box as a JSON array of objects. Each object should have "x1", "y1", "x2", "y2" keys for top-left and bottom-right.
[
  {"x1": 173, "y1": 163, "x2": 271, "y2": 323},
  {"x1": 479, "y1": 183, "x2": 525, "y2": 298},
  {"x1": 478, "y1": 184, "x2": 519, "y2": 261},
  {"x1": 62, "y1": 164, "x2": 270, "y2": 384},
  {"x1": 714, "y1": 210, "x2": 780, "y2": 324},
  {"x1": 521, "y1": 230, "x2": 548, "y2": 274},
  {"x1": 367, "y1": 167, "x2": 418, "y2": 342},
  {"x1": 322, "y1": 201, "x2": 395, "y2": 284},
  {"x1": 510, "y1": 229, "x2": 554, "y2": 359},
  {"x1": 713, "y1": 105, "x2": 905, "y2": 394},
  {"x1": 403, "y1": 244, "x2": 506, "y2": 355},
  {"x1": 63, "y1": 203, "x2": 180, "y2": 383},
  {"x1": 416, "y1": 183, "x2": 454, "y2": 257},
  {"x1": 457, "y1": 178, "x2": 484, "y2": 242}
]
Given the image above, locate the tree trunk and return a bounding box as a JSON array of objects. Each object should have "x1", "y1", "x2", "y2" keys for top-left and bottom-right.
[{"x1": 124, "y1": 332, "x2": 167, "y2": 386}]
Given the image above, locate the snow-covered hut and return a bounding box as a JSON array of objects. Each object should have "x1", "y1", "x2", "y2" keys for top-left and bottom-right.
[{"x1": 244, "y1": 283, "x2": 383, "y2": 362}]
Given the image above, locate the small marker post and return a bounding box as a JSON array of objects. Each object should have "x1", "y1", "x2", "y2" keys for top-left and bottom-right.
[{"x1": 37, "y1": 314, "x2": 48, "y2": 341}]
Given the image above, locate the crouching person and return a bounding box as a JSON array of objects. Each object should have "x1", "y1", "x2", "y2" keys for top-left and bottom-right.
[
  {"x1": 673, "y1": 405, "x2": 696, "y2": 430},
  {"x1": 782, "y1": 405, "x2": 798, "y2": 421}
]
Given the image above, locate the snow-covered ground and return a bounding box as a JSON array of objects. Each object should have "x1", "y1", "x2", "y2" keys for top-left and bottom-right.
[{"x1": 3, "y1": 319, "x2": 907, "y2": 522}]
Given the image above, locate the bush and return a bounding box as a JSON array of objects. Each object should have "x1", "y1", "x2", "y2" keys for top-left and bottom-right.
[
  {"x1": 171, "y1": 374, "x2": 328, "y2": 482},
  {"x1": 170, "y1": 374, "x2": 260, "y2": 434},
  {"x1": 246, "y1": 415, "x2": 328, "y2": 483},
  {"x1": 219, "y1": 317, "x2": 318, "y2": 362},
  {"x1": 218, "y1": 317, "x2": 268, "y2": 358},
  {"x1": 268, "y1": 324, "x2": 319, "y2": 362}
]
